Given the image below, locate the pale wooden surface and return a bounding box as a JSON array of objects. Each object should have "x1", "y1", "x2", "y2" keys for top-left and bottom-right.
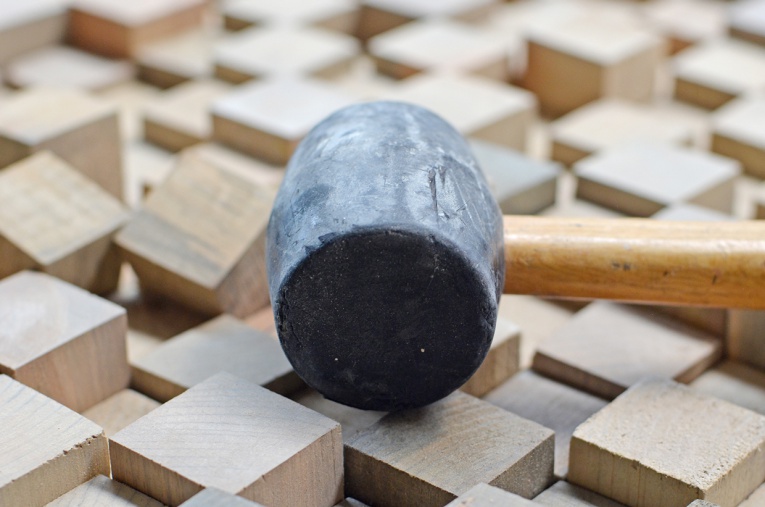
[
  {"x1": 711, "y1": 95, "x2": 765, "y2": 179},
  {"x1": 533, "y1": 481, "x2": 627, "y2": 507},
  {"x1": 292, "y1": 388, "x2": 386, "y2": 443},
  {"x1": 569, "y1": 379, "x2": 765, "y2": 507},
  {"x1": 739, "y1": 483, "x2": 765, "y2": 507},
  {"x1": 0, "y1": 375, "x2": 110, "y2": 506},
  {"x1": 82, "y1": 389, "x2": 161, "y2": 437},
  {"x1": 461, "y1": 317, "x2": 520, "y2": 397},
  {"x1": 444, "y1": 483, "x2": 535, "y2": 506},
  {"x1": 730, "y1": 0, "x2": 765, "y2": 47},
  {"x1": 345, "y1": 391, "x2": 554, "y2": 507},
  {"x1": 179, "y1": 488, "x2": 267, "y2": 507},
  {"x1": 728, "y1": 308, "x2": 765, "y2": 371},
  {"x1": 690, "y1": 360, "x2": 765, "y2": 416},
  {"x1": 222, "y1": 0, "x2": 359, "y2": 34},
  {"x1": 137, "y1": 28, "x2": 215, "y2": 88},
  {"x1": 0, "y1": 0, "x2": 68, "y2": 64},
  {"x1": 111, "y1": 372, "x2": 343, "y2": 507},
  {"x1": 46, "y1": 475, "x2": 164, "y2": 507},
  {"x1": 642, "y1": 0, "x2": 726, "y2": 54}
]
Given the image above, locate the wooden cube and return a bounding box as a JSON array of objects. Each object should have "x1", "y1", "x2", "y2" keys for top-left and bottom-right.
[
  {"x1": 384, "y1": 74, "x2": 536, "y2": 151},
  {"x1": 574, "y1": 141, "x2": 740, "y2": 216},
  {"x1": 730, "y1": 0, "x2": 765, "y2": 47},
  {"x1": 181, "y1": 488, "x2": 266, "y2": 506},
  {"x1": 534, "y1": 481, "x2": 626, "y2": 507},
  {"x1": 110, "y1": 372, "x2": 343, "y2": 507},
  {"x1": 0, "y1": 375, "x2": 110, "y2": 506},
  {"x1": 643, "y1": 0, "x2": 726, "y2": 54},
  {"x1": 728, "y1": 308, "x2": 765, "y2": 371},
  {"x1": 368, "y1": 19, "x2": 510, "y2": 81},
  {"x1": 137, "y1": 29, "x2": 215, "y2": 88},
  {"x1": 223, "y1": 0, "x2": 359, "y2": 34},
  {"x1": 82, "y1": 389, "x2": 161, "y2": 437},
  {"x1": 524, "y1": 17, "x2": 664, "y2": 117},
  {"x1": 214, "y1": 26, "x2": 358, "y2": 84},
  {"x1": 485, "y1": 370, "x2": 607, "y2": 479},
  {"x1": 183, "y1": 142, "x2": 284, "y2": 189},
  {"x1": 116, "y1": 151, "x2": 276, "y2": 317},
  {"x1": 0, "y1": 271, "x2": 129, "y2": 411},
  {"x1": 740, "y1": 485, "x2": 765, "y2": 507},
  {"x1": 211, "y1": 77, "x2": 356, "y2": 165},
  {"x1": 293, "y1": 388, "x2": 386, "y2": 443},
  {"x1": 460, "y1": 317, "x2": 520, "y2": 397},
  {"x1": 711, "y1": 95, "x2": 765, "y2": 179},
  {"x1": 673, "y1": 39, "x2": 765, "y2": 109},
  {"x1": 533, "y1": 301, "x2": 722, "y2": 400},
  {"x1": 0, "y1": 87, "x2": 123, "y2": 199},
  {"x1": 569, "y1": 378, "x2": 765, "y2": 507},
  {"x1": 47, "y1": 475, "x2": 164, "y2": 507},
  {"x1": 690, "y1": 360, "x2": 765, "y2": 416},
  {"x1": 345, "y1": 391, "x2": 554, "y2": 507},
  {"x1": 0, "y1": 0, "x2": 67, "y2": 64},
  {"x1": 68, "y1": 0, "x2": 207, "y2": 58},
  {"x1": 444, "y1": 483, "x2": 535, "y2": 507}
]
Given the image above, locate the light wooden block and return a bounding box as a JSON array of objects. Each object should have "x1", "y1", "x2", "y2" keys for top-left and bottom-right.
[
  {"x1": 524, "y1": 17, "x2": 664, "y2": 117},
  {"x1": 222, "y1": 0, "x2": 359, "y2": 34},
  {"x1": 711, "y1": 95, "x2": 765, "y2": 179},
  {"x1": 82, "y1": 389, "x2": 161, "y2": 437},
  {"x1": 569, "y1": 378, "x2": 765, "y2": 507},
  {"x1": 368, "y1": 19, "x2": 510, "y2": 81},
  {"x1": 183, "y1": 142, "x2": 285, "y2": 189},
  {"x1": 345, "y1": 391, "x2": 554, "y2": 507},
  {"x1": 180, "y1": 488, "x2": 266, "y2": 507},
  {"x1": 0, "y1": 152, "x2": 128, "y2": 293},
  {"x1": 0, "y1": 375, "x2": 110, "y2": 506},
  {"x1": 690, "y1": 360, "x2": 765, "y2": 416},
  {"x1": 673, "y1": 39, "x2": 765, "y2": 109},
  {"x1": 0, "y1": 0, "x2": 67, "y2": 64},
  {"x1": 485, "y1": 370, "x2": 607, "y2": 479},
  {"x1": 0, "y1": 271, "x2": 129, "y2": 412},
  {"x1": 123, "y1": 141, "x2": 176, "y2": 206},
  {"x1": 0, "y1": 87, "x2": 123, "y2": 199},
  {"x1": 533, "y1": 301, "x2": 722, "y2": 400},
  {"x1": 137, "y1": 29, "x2": 215, "y2": 88},
  {"x1": 68, "y1": 0, "x2": 207, "y2": 58},
  {"x1": 730, "y1": 0, "x2": 765, "y2": 47},
  {"x1": 110, "y1": 372, "x2": 343, "y2": 507},
  {"x1": 643, "y1": 0, "x2": 726, "y2": 54},
  {"x1": 211, "y1": 77, "x2": 356, "y2": 165},
  {"x1": 444, "y1": 483, "x2": 535, "y2": 507},
  {"x1": 728, "y1": 308, "x2": 765, "y2": 371},
  {"x1": 460, "y1": 317, "x2": 520, "y2": 397},
  {"x1": 293, "y1": 388, "x2": 386, "y2": 443},
  {"x1": 740, "y1": 484, "x2": 765, "y2": 507},
  {"x1": 245, "y1": 304, "x2": 278, "y2": 337},
  {"x1": 550, "y1": 99, "x2": 693, "y2": 166},
  {"x1": 534, "y1": 481, "x2": 626, "y2": 507},
  {"x1": 143, "y1": 79, "x2": 231, "y2": 152},
  {"x1": 384, "y1": 74, "x2": 536, "y2": 151},
  {"x1": 574, "y1": 141, "x2": 740, "y2": 216},
  {"x1": 470, "y1": 140, "x2": 561, "y2": 215},
  {"x1": 132, "y1": 314, "x2": 302, "y2": 402},
  {"x1": 47, "y1": 475, "x2": 164, "y2": 507}
]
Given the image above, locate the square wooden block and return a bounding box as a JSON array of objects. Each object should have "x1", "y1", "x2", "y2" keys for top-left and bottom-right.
[
  {"x1": 68, "y1": 0, "x2": 207, "y2": 58},
  {"x1": 214, "y1": 26, "x2": 359, "y2": 84},
  {"x1": 550, "y1": 99, "x2": 693, "y2": 166},
  {"x1": 730, "y1": 0, "x2": 765, "y2": 47},
  {"x1": 0, "y1": 87, "x2": 123, "y2": 199},
  {"x1": 47, "y1": 475, "x2": 164, "y2": 507},
  {"x1": 711, "y1": 95, "x2": 765, "y2": 179},
  {"x1": 460, "y1": 317, "x2": 520, "y2": 397},
  {"x1": 0, "y1": 375, "x2": 110, "y2": 506},
  {"x1": 211, "y1": 77, "x2": 356, "y2": 165},
  {"x1": 533, "y1": 301, "x2": 722, "y2": 400},
  {"x1": 534, "y1": 481, "x2": 626, "y2": 507},
  {"x1": 345, "y1": 391, "x2": 554, "y2": 507},
  {"x1": 574, "y1": 141, "x2": 740, "y2": 216},
  {"x1": 569, "y1": 378, "x2": 765, "y2": 507},
  {"x1": 181, "y1": 488, "x2": 267, "y2": 506},
  {"x1": 137, "y1": 29, "x2": 215, "y2": 88},
  {"x1": 445, "y1": 483, "x2": 535, "y2": 507},
  {"x1": 384, "y1": 74, "x2": 536, "y2": 151},
  {"x1": 673, "y1": 39, "x2": 765, "y2": 109},
  {"x1": 0, "y1": 0, "x2": 67, "y2": 64},
  {"x1": 0, "y1": 152, "x2": 128, "y2": 293},
  {"x1": 368, "y1": 19, "x2": 510, "y2": 81},
  {"x1": 116, "y1": 151, "x2": 276, "y2": 317},
  {"x1": 223, "y1": 0, "x2": 359, "y2": 34},
  {"x1": 643, "y1": 0, "x2": 726, "y2": 54},
  {"x1": 690, "y1": 360, "x2": 765, "y2": 416},
  {"x1": 0, "y1": 271, "x2": 129, "y2": 411},
  {"x1": 110, "y1": 372, "x2": 343, "y2": 507},
  {"x1": 83, "y1": 389, "x2": 161, "y2": 437}
]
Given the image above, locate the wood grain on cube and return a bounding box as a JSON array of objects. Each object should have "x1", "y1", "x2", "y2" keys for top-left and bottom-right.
[
  {"x1": 82, "y1": 389, "x2": 160, "y2": 437},
  {"x1": 569, "y1": 378, "x2": 765, "y2": 507},
  {"x1": 0, "y1": 0, "x2": 67, "y2": 64},
  {"x1": 116, "y1": 151, "x2": 275, "y2": 317},
  {"x1": 730, "y1": 0, "x2": 765, "y2": 47},
  {"x1": 533, "y1": 301, "x2": 722, "y2": 400},
  {"x1": 345, "y1": 391, "x2": 554, "y2": 507},
  {"x1": 711, "y1": 95, "x2": 765, "y2": 179},
  {"x1": 222, "y1": 0, "x2": 358, "y2": 34},
  {"x1": 0, "y1": 375, "x2": 110, "y2": 506},
  {"x1": 461, "y1": 317, "x2": 520, "y2": 397},
  {"x1": 293, "y1": 388, "x2": 386, "y2": 443},
  {"x1": 137, "y1": 29, "x2": 214, "y2": 88},
  {"x1": 690, "y1": 361, "x2": 765, "y2": 416},
  {"x1": 47, "y1": 475, "x2": 163, "y2": 507},
  {"x1": 180, "y1": 488, "x2": 267, "y2": 507},
  {"x1": 0, "y1": 87, "x2": 123, "y2": 198},
  {"x1": 110, "y1": 372, "x2": 343, "y2": 507},
  {"x1": 0, "y1": 271, "x2": 129, "y2": 411},
  {"x1": 444, "y1": 483, "x2": 535, "y2": 506},
  {"x1": 534, "y1": 481, "x2": 627, "y2": 507},
  {"x1": 643, "y1": 0, "x2": 725, "y2": 54}
]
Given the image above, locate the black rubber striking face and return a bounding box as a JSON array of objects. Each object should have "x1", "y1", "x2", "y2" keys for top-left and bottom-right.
[{"x1": 267, "y1": 101, "x2": 504, "y2": 411}]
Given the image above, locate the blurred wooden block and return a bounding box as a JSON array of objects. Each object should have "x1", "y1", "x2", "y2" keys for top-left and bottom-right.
[
  {"x1": 223, "y1": 0, "x2": 359, "y2": 34},
  {"x1": 0, "y1": 0, "x2": 67, "y2": 64},
  {"x1": 245, "y1": 304, "x2": 277, "y2": 337},
  {"x1": 214, "y1": 27, "x2": 358, "y2": 84},
  {"x1": 385, "y1": 74, "x2": 536, "y2": 151},
  {"x1": 0, "y1": 271, "x2": 129, "y2": 411},
  {"x1": 47, "y1": 475, "x2": 164, "y2": 507},
  {"x1": 0, "y1": 152, "x2": 128, "y2": 293},
  {"x1": 485, "y1": 370, "x2": 607, "y2": 479},
  {"x1": 574, "y1": 141, "x2": 740, "y2": 216},
  {"x1": 116, "y1": 152, "x2": 276, "y2": 317},
  {"x1": 470, "y1": 140, "x2": 561, "y2": 215},
  {"x1": 673, "y1": 39, "x2": 765, "y2": 109},
  {"x1": 524, "y1": 18, "x2": 663, "y2": 117},
  {"x1": 550, "y1": 99, "x2": 693, "y2": 166},
  {"x1": 740, "y1": 484, "x2": 765, "y2": 507},
  {"x1": 123, "y1": 141, "x2": 176, "y2": 206},
  {"x1": 368, "y1": 19, "x2": 509, "y2": 81},
  {"x1": 183, "y1": 142, "x2": 284, "y2": 189},
  {"x1": 569, "y1": 379, "x2": 765, "y2": 507},
  {"x1": 180, "y1": 488, "x2": 267, "y2": 507},
  {"x1": 444, "y1": 483, "x2": 535, "y2": 506},
  {"x1": 110, "y1": 372, "x2": 343, "y2": 507},
  {"x1": 5, "y1": 46, "x2": 134, "y2": 91},
  {"x1": 690, "y1": 360, "x2": 765, "y2": 416},
  {"x1": 212, "y1": 77, "x2": 356, "y2": 165},
  {"x1": 711, "y1": 95, "x2": 765, "y2": 179},
  {"x1": 293, "y1": 388, "x2": 386, "y2": 443},
  {"x1": 132, "y1": 314, "x2": 302, "y2": 402},
  {"x1": 730, "y1": 0, "x2": 765, "y2": 47},
  {"x1": 0, "y1": 87, "x2": 123, "y2": 199},
  {"x1": 533, "y1": 301, "x2": 722, "y2": 400},
  {"x1": 82, "y1": 389, "x2": 161, "y2": 437},
  {"x1": 460, "y1": 317, "x2": 520, "y2": 397},
  {"x1": 534, "y1": 481, "x2": 626, "y2": 507},
  {"x1": 68, "y1": 0, "x2": 207, "y2": 58},
  {"x1": 345, "y1": 391, "x2": 554, "y2": 506},
  {"x1": 643, "y1": 0, "x2": 726, "y2": 54},
  {"x1": 0, "y1": 375, "x2": 110, "y2": 506},
  {"x1": 728, "y1": 308, "x2": 765, "y2": 371},
  {"x1": 143, "y1": 79, "x2": 231, "y2": 152},
  {"x1": 137, "y1": 29, "x2": 214, "y2": 88}
]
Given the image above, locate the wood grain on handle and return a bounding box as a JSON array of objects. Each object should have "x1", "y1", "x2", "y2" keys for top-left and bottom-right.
[{"x1": 503, "y1": 216, "x2": 765, "y2": 309}]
